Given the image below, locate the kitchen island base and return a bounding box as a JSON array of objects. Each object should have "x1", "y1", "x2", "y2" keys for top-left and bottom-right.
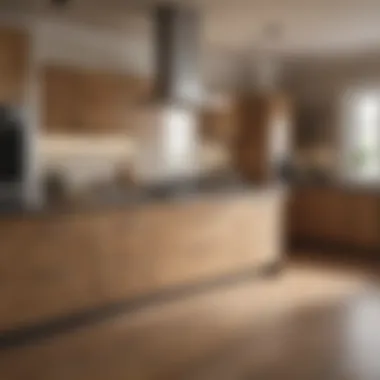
[{"x1": 0, "y1": 189, "x2": 285, "y2": 332}]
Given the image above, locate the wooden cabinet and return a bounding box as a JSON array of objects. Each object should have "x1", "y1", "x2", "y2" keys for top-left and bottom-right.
[
  {"x1": 300, "y1": 188, "x2": 349, "y2": 243},
  {"x1": 149, "y1": 195, "x2": 283, "y2": 289},
  {"x1": 289, "y1": 187, "x2": 380, "y2": 249},
  {"x1": 42, "y1": 65, "x2": 152, "y2": 134},
  {"x1": 235, "y1": 95, "x2": 266, "y2": 181},
  {"x1": 93, "y1": 211, "x2": 158, "y2": 301},
  {"x1": 0, "y1": 27, "x2": 28, "y2": 104},
  {"x1": 200, "y1": 101, "x2": 237, "y2": 145},
  {"x1": 80, "y1": 72, "x2": 147, "y2": 133},
  {"x1": 43, "y1": 66, "x2": 82, "y2": 132},
  {"x1": 80, "y1": 72, "x2": 116, "y2": 132},
  {"x1": 0, "y1": 218, "x2": 100, "y2": 329},
  {"x1": 289, "y1": 188, "x2": 329, "y2": 241},
  {"x1": 0, "y1": 192, "x2": 284, "y2": 331},
  {"x1": 151, "y1": 202, "x2": 238, "y2": 288},
  {"x1": 350, "y1": 194, "x2": 380, "y2": 248},
  {"x1": 234, "y1": 93, "x2": 292, "y2": 182},
  {"x1": 21, "y1": 219, "x2": 100, "y2": 323}
]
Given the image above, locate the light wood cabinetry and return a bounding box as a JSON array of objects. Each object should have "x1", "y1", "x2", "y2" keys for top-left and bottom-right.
[
  {"x1": 80, "y1": 72, "x2": 150, "y2": 133},
  {"x1": 235, "y1": 94, "x2": 267, "y2": 181},
  {"x1": 234, "y1": 93, "x2": 292, "y2": 182},
  {"x1": 42, "y1": 65, "x2": 152, "y2": 133},
  {"x1": 289, "y1": 187, "x2": 380, "y2": 249},
  {"x1": 43, "y1": 66, "x2": 81, "y2": 132},
  {"x1": 93, "y1": 211, "x2": 158, "y2": 301},
  {"x1": 0, "y1": 218, "x2": 102, "y2": 329},
  {"x1": 0, "y1": 27, "x2": 28, "y2": 104},
  {"x1": 0, "y1": 192, "x2": 284, "y2": 330},
  {"x1": 200, "y1": 101, "x2": 237, "y2": 145},
  {"x1": 350, "y1": 194, "x2": 380, "y2": 248}
]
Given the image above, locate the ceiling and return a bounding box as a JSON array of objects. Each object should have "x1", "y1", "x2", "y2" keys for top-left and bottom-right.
[{"x1": 2, "y1": 0, "x2": 380, "y2": 59}]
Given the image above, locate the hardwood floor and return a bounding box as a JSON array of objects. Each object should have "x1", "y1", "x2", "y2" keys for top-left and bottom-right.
[{"x1": 1, "y1": 254, "x2": 380, "y2": 380}]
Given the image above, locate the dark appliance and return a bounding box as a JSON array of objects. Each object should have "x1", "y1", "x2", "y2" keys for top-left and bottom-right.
[{"x1": 0, "y1": 106, "x2": 24, "y2": 183}]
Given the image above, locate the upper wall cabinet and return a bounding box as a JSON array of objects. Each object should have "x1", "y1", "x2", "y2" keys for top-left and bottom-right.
[
  {"x1": 0, "y1": 28, "x2": 28, "y2": 104},
  {"x1": 42, "y1": 65, "x2": 152, "y2": 134},
  {"x1": 200, "y1": 101, "x2": 237, "y2": 145},
  {"x1": 42, "y1": 66, "x2": 82, "y2": 133},
  {"x1": 234, "y1": 93, "x2": 293, "y2": 183},
  {"x1": 79, "y1": 72, "x2": 151, "y2": 133}
]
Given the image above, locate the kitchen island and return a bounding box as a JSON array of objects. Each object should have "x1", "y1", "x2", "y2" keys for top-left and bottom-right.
[{"x1": 0, "y1": 185, "x2": 286, "y2": 333}]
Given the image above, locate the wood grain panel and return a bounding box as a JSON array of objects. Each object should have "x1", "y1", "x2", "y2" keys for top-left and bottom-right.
[
  {"x1": 90, "y1": 210, "x2": 158, "y2": 301},
  {"x1": 0, "y1": 27, "x2": 28, "y2": 104},
  {"x1": 42, "y1": 65, "x2": 152, "y2": 134},
  {"x1": 234, "y1": 93, "x2": 292, "y2": 182},
  {"x1": 80, "y1": 71, "x2": 124, "y2": 132},
  {"x1": 350, "y1": 193, "x2": 380, "y2": 249},
  {"x1": 0, "y1": 192, "x2": 284, "y2": 330},
  {"x1": 42, "y1": 66, "x2": 82, "y2": 132},
  {"x1": 201, "y1": 103, "x2": 237, "y2": 144},
  {"x1": 0, "y1": 218, "x2": 101, "y2": 329},
  {"x1": 289, "y1": 188, "x2": 349, "y2": 243},
  {"x1": 80, "y1": 72, "x2": 151, "y2": 133},
  {"x1": 289, "y1": 188, "x2": 380, "y2": 249}
]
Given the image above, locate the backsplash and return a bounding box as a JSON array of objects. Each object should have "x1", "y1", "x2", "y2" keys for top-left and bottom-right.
[{"x1": 39, "y1": 134, "x2": 232, "y2": 196}]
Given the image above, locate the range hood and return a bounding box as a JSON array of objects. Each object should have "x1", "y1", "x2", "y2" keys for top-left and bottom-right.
[
  {"x1": 152, "y1": 4, "x2": 201, "y2": 104},
  {"x1": 134, "y1": 5, "x2": 202, "y2": 185}
]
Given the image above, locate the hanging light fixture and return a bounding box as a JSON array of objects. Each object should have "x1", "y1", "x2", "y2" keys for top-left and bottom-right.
[{"x1": 251, "y1": 21, "x2": 284, "y2": 92}]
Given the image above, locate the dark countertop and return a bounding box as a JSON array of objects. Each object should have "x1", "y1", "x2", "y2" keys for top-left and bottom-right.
[
  {"x1": 292, "y1": 179, "x2": 380, "y2": 194},
  {"x1": 0, "y1": 176, "x2": 279, "y2": 219}
]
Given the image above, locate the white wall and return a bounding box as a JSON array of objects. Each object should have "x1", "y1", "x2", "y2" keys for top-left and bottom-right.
[{"x1": 33, "y1": 18, "x2": 153, "y2": 75}]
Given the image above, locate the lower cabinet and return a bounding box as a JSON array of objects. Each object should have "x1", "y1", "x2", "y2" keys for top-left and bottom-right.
[
  {"x1": 0, "y1": 218, "x2": 101, "y2": 330},
  {"x1": 0, "y1": 192, "x2": 284, "y2": 331},
  {"x1": 289, "y1": 187, "x2": 380, "y2": 249},
  {"x1": 349, "y1": 193, "x2": 380, "y2": 248}
]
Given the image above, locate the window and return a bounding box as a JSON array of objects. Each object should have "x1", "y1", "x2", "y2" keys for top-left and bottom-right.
[{"x1": 343, "y1": 91, "x2": 380, "y2": 182}]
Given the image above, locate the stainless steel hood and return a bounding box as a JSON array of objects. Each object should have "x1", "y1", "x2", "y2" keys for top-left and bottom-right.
[
  {"x1": 152, "y1": 4, "x2": 201, "y2": 104},
  {"x1": 134, "y1": 5, "x2": 202, "y2": 185}
]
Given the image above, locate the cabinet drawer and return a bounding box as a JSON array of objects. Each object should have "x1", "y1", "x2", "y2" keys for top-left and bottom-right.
[
  {"x1": 92, "y1": 211, "x2": 157, "y2": 301},
  {"x1": 0, "y1": 219, "x2": 100, "y2": 330},
  {"x1": 350, "y1": 194, "x2": 380, "y2": 248},
  {"x1": 289, "y1": 188, "x2": 350, "y2": 243},
  {"x1": 154, "y1": 240, "x2": 233, "y2": 289}
]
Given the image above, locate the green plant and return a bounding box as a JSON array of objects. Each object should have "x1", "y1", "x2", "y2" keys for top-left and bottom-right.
[{"x1": 351, "y1": 146, "x2": 377, "y2": 169}]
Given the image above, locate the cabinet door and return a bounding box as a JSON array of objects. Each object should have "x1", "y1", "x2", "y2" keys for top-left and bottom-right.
[
  {"x1": 0, "y1": 28, "x2": 27, "y2": 104},
  {"x1": 153, "y1": 202, "x2": 237, "y2": 288},
  {"x1": 0, "y1": 218, "x2": 100, "y2": 329},
  {"x1": 42, "y1": 65, "x2": 151, "y2": 134},
  {"x1": 235, "y1": 94, "x2": 292, "y2": 182},
  {"x1": 318, "y1": 189, "x2": 350, "y2": 243},
  {"x1": 80, "y1": 72, "x2": 151, "y2": 134},
  {"x1": 350, "y1": 194, "x2": 380, "y2": 248},
  {"x1": 289, "y1": 189, "x2": 325, "y2": 240},
  {"x1": 80, "y1": 72, "x2": 114, "y2": 133},
  {"x1": 92, "y1": 210, "x2": 157, "y2": 301},
  {"x1": 201, "y1": 105, "x2": 236, "y2": 144},
  {"x1": 42, "y1": 66, "x2": 81, "y2": 132},
  {"x1": 289, "y1": 188, "x2": 350, "y2": 244}
]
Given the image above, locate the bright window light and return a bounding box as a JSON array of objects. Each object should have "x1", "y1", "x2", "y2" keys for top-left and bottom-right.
[{"x1": 346, "y1": 93, "x2": 380, "y2": 182}]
